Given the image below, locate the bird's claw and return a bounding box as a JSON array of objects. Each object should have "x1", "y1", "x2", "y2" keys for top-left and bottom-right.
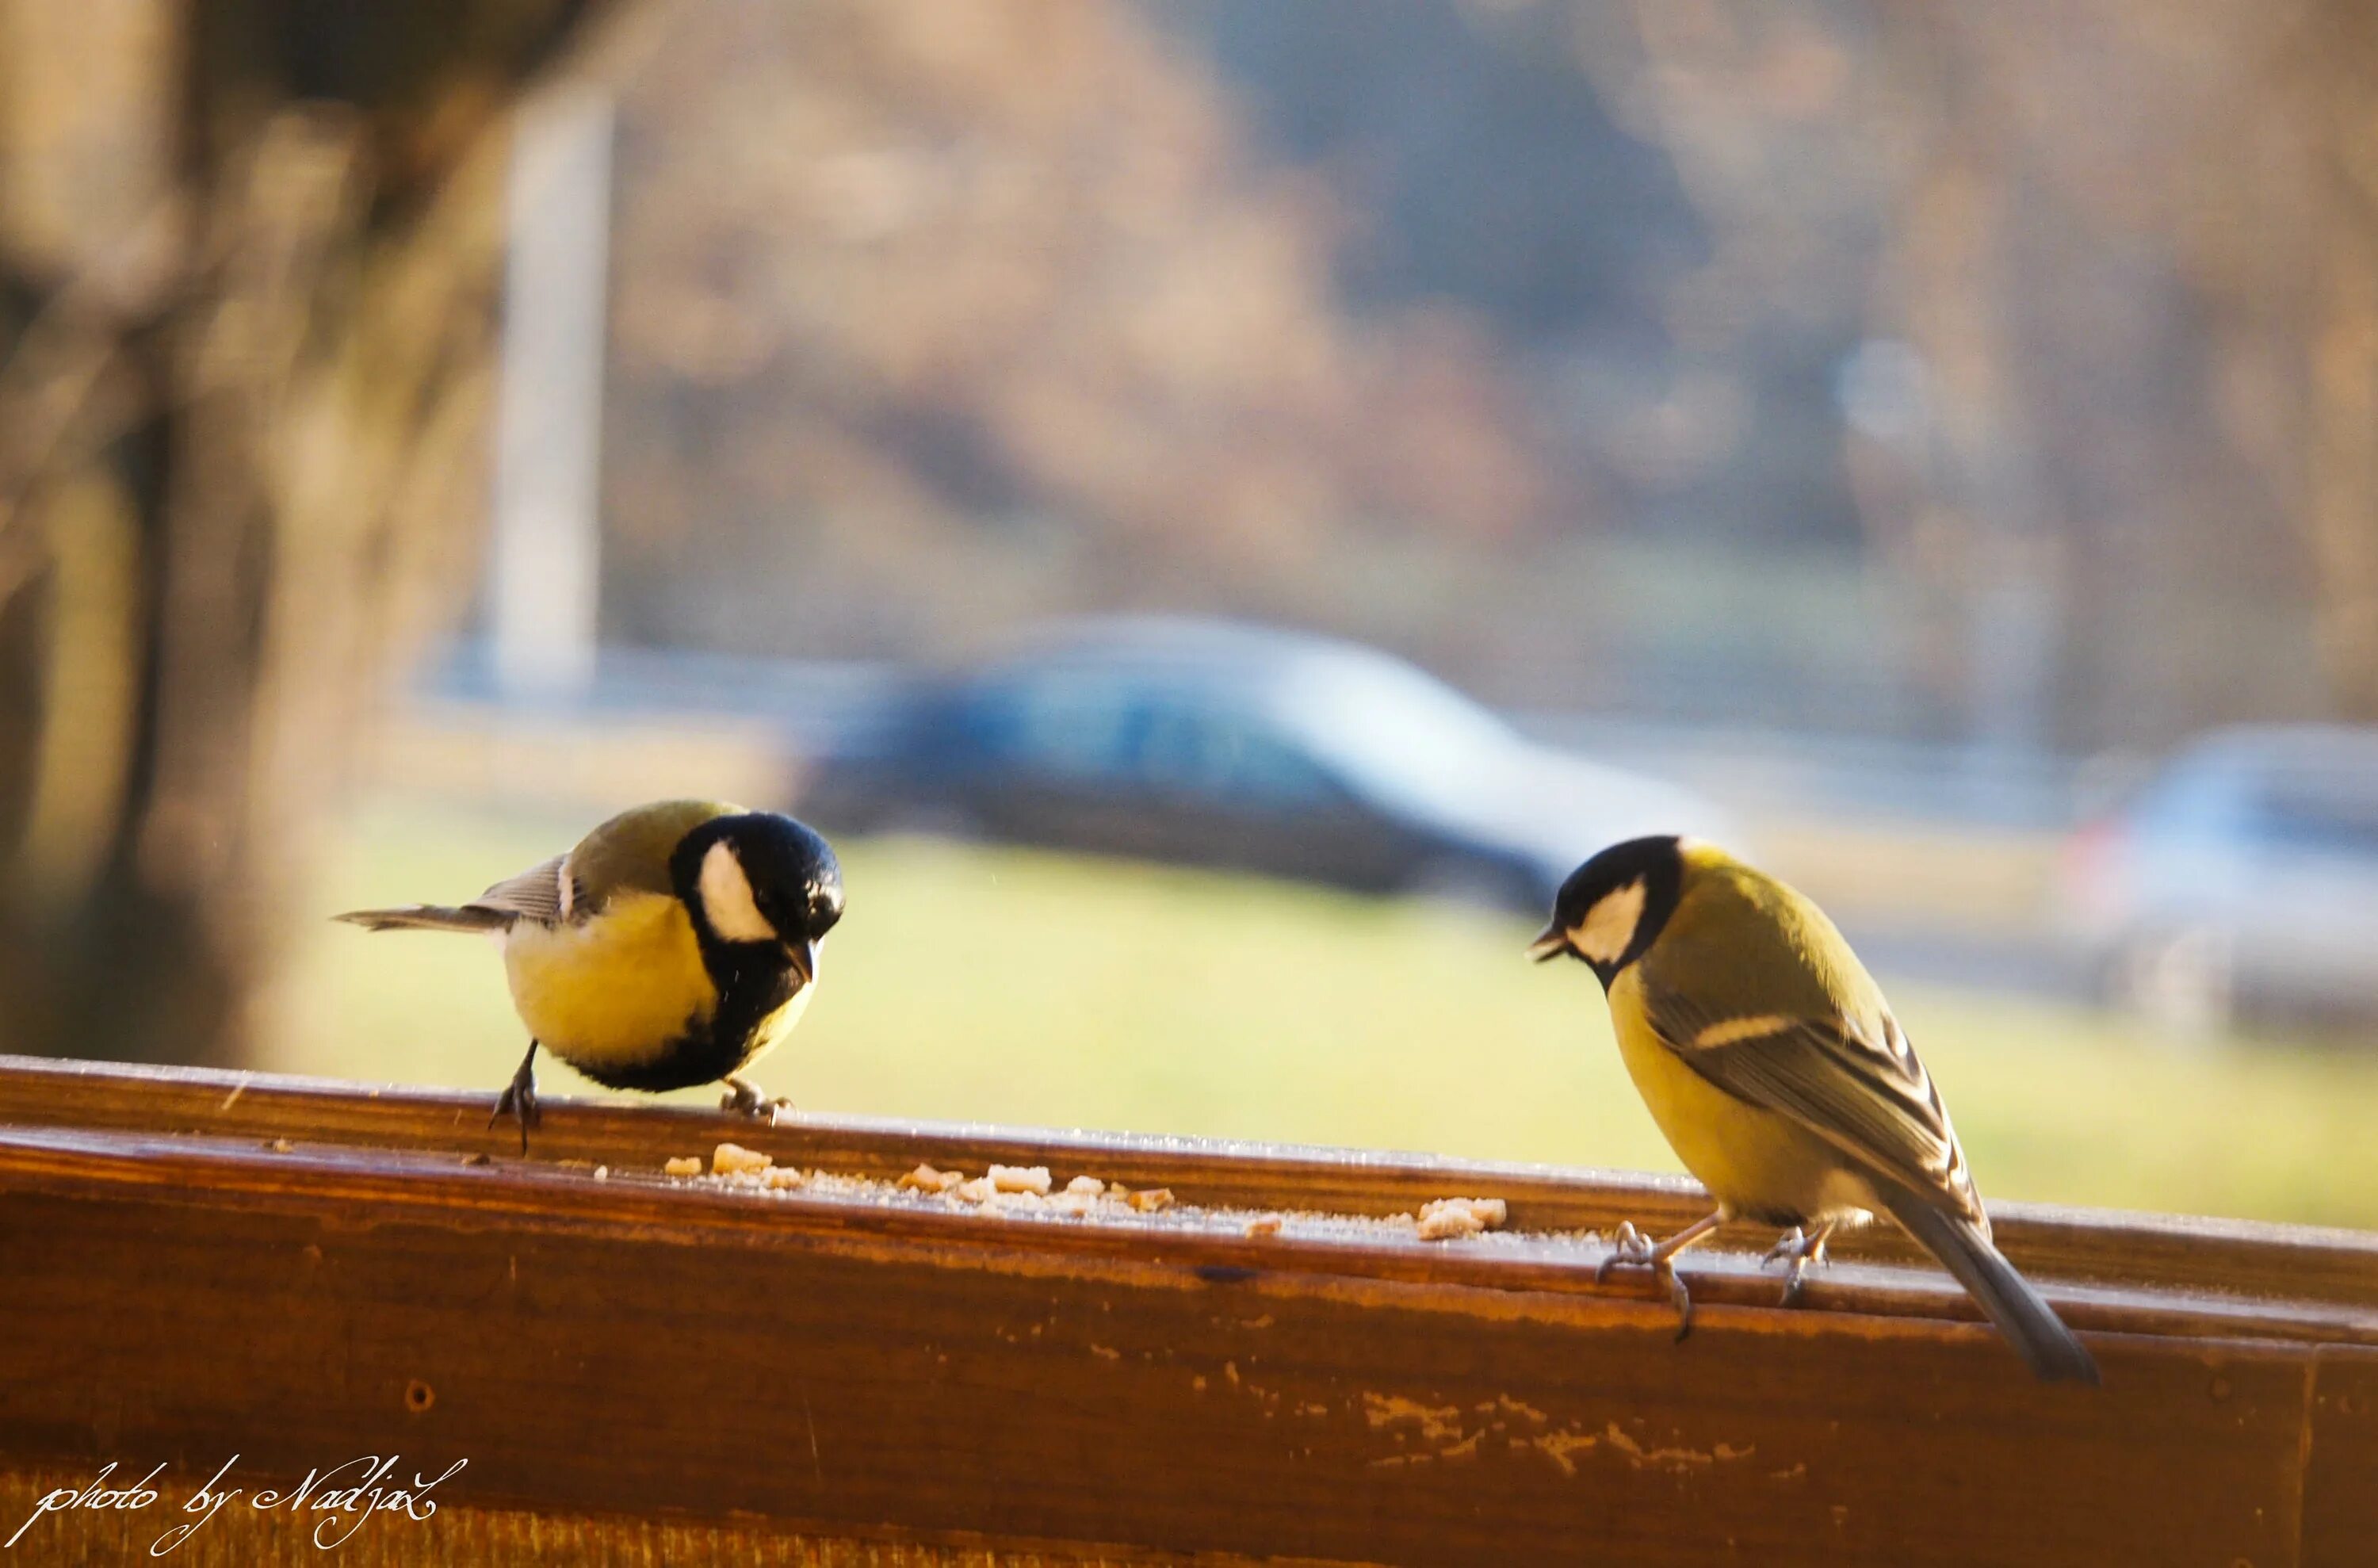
[
  {"x1": 721, "y1": 1077, "x2": 794, "y2": 1121},
  {"x1": 1663, "y1": 1267, "x2": 1695, "y2": 1340},
  {"x1": 1596, "y1": 1220, "x2": 1696, "y2": 1341},
  {"x1": 1593, "y1": 1220, "x2": 1657, "y2": 1282},
  {"x1": 1761, "y1": 1224, "x2": 1832, "y2": 1308},
  {"x1": 488, "y1": 1061, "x2": 541, "y2": 1155}
]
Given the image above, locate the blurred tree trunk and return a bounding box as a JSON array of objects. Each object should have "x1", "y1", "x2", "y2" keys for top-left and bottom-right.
[
  {"x1": 0, "y1": 2, "x2": 614, "y2": 1065},
  {"x1": 2292, "y1": 13, "x2": 2378, "y2": 722}
]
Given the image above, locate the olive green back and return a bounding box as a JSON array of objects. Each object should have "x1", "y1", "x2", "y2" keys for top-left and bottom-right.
[
  {"x1": 1650, "y1": 846, "x2": 1892, "y2": 1038},
  {"x1": 568, "y1": 800, "x2": 744, "y2": 911}
]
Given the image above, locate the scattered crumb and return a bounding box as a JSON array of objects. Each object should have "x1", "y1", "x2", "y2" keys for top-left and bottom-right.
[
  {"x1": 264, "y1": 1138, "x2": 293, "y2": 1153},
  {"x1": 462, "y1": 1153, "x2": 492, "y2": 1167},
  {"x1": 712, "y1": 1142, "x2": 773, "y2": 1177},
  {"x1": 638, "y1": 1149, "x2": 1524, "y2": 1263},
  {"x1": 989, "y1": 1164, "x2": 1053, "y2": 1195},
  {"x1": 1416, "y1": 1197, "x2": 1508, "y2": 1241},
  {"x1": 592, "y1": 1165, "x2": 610, "y2": 1181}
]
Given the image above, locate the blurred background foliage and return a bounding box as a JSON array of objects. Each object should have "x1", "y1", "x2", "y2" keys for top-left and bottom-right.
[
  {"x1": 598, "y1": 0, "x2": 2378, "y2": 739},
  {"x1": 4, "y1": 0, "x2": 2377, "y2": 1226}
]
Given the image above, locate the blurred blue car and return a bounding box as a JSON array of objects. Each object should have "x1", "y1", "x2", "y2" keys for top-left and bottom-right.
[{"x1": 801, "y1": 618, "x2": 1734, "y2": 912}]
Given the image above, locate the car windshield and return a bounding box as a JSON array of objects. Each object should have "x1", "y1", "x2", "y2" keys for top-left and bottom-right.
[{"x1": 1275, "y1": 652, "x2": 1523, "y2": 813}]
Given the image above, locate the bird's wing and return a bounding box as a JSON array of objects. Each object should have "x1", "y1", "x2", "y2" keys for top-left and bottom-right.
[
  {"x1": 565, "y1": 799, "x2": 744, "y2": 912},
  {"x1": 1639, "y1": 980, "x2": 1986, "y2": 1229},
  {"x1": 470, "y1": 855, "x2": 580, "y2": 927}
]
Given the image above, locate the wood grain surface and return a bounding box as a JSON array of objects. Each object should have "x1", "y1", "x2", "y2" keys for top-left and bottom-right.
[{"x1": 0, "y1": 1054, "x2": 2371, "y2": 1566}]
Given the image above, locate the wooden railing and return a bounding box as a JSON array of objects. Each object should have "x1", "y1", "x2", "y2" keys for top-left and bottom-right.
[{"x1": 0, "y1": 1053, "x2": 2372, "y2": 1565}]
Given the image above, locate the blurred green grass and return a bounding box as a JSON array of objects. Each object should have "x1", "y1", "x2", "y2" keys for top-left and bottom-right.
[{"x1": 268, "y1": 797, "x2": 2378, "y2": 1230}]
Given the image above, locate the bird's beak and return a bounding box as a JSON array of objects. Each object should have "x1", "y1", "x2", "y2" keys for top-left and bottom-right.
[
  {"x1": 786, "y1": 939, "x2": 820, "y2": 986},
  {"x1": 1527, "y1": 924, "x2": 1571, "y2": 963}
]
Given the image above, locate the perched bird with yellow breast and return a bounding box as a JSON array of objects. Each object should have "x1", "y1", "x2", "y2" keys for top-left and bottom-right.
[
  {"x1": 1531, "y1": 835, "x2": 2097, "y2": 1384},
  {"x1": 337, "y1": 801, "x2": 843, "y2": 1149}
]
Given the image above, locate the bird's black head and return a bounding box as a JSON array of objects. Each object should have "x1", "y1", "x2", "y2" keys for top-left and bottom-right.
[
  {"x1": 672, "y1": 812, "x2": 844, "y2": 985},
  {"x1": 1527, "y1": 835, "x2": 1685, "y2": 985}
]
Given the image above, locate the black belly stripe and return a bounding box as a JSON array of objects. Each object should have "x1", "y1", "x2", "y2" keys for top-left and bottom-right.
[{"x1": 564, "y1": 944, "x2": 805, "y2": 1094}]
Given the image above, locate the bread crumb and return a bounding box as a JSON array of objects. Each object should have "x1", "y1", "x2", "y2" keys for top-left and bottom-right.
[
  {"x1": 1065, "y1": 1175, "x2": 1106, "y2": 1196},
  {"x1": 1244, "y1": 1214, "x2": 1284, "y2": 1237},
  {"x1": 1415, "y1": 1197, "x2": 1508, "y2": 1241},
  {"x1": 989, "y1": 1164, "x2": 1052, "y2": 1195},
  {"x1": 712, "y1": 1142, "x2": 773, "y2": 1177},
  {"x1": 1106, "y1": 1183, "x2": 1132, "y2": 1202},
  {"x1": 1128, "y1": 1187, "x2": 1176, "y2": 1213},
  {"x1": 954, "y1": 1176, "x2": 1000, "y2": 1204},
  {"x1": 993, "y1": 1189, "x2": 1047, "y2": 1212},
  {"x1": 591, "y1": 1165, "x2": 609, "y2": 1181},
  {"x1": 266, "y1": 1138, "x2": 293, "y2": 1153},
  {"x1": 663, "y1": 1156, "x2": 703, "y2": 1177},
  {"x1": 1049, "y1": 1191, "x2": 1099, "y2": 1218},
  {"x1": 897, "y1": 1163, "x2": 965, "y2": 1195},
  {"x1": 763, "y1": 1166, "x2": 806, "y2": 1190}
]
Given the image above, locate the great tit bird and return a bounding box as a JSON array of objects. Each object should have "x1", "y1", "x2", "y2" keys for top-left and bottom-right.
[
  {"x1": 336, "y1": 801, "x2": 843, "y2": 1149},
  {"x1": 1531, "y1": 836, "x2": 2098, "y2": 1384}
]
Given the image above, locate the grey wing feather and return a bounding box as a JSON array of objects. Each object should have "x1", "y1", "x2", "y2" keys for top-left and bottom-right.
[
  {"x1": 334, "y1": 855, "x2": 580, "y2": 935},
  {"x1": 471, "y1": 855, "x2": 578, "y2": 926},
  {"x1": 1642, "y1": 985, "x2": 1985, "y2": 1228}
]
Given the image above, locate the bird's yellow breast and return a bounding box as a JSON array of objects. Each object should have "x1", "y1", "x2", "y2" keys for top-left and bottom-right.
[
  {"x1": 1607, "y1": 966, "x2": 1873, "y2": 1224},
  {"x1": 502, "y1": 892, "x2": 717, "y2": 1070},
  {"x1": 737, "y1": 984, "x2": 812, "y2": 1072}
]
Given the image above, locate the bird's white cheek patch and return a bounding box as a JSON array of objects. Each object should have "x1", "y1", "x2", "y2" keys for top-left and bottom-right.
[
  {"x1": 698, "y1": 840, "x2": 775, "y2": 943},
  {"x1": 1570, "y1": 878, "x2": 1647, "y2": 966}
]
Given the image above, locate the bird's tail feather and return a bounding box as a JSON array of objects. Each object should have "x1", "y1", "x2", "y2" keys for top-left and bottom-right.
[
  {"x1": 1876, "y1": 1181, "x2": 2101, "y2": 1386},
  {"x1": 332, "y1": 905, "x2": 512, "y2": 935}
]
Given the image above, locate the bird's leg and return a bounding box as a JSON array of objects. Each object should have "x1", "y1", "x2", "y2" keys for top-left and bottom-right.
[
  {"x1": 1761, "y1": 1219, "x2": 1838, "y2": 1307},
  {"x1": 489, "y1": 1041, "x2": 541, "y2": 1154},
  {"x1": 1595, "y1": 1211, "x2": 1722, "y2": 1340},
  {"x1": 721, "y1": 1075, "x2": 794, "y2": 1122}
]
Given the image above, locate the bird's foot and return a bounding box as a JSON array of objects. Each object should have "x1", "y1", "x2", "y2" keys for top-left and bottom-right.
[
  {"x1": 488, "y1": 1047, "x2": 541, "y2": 1154},
  {"x1": 1596, "y1": 1220, "x2": 1697, "y2": 1341},
  {"x1": 721, "y1": 1077, "x2": 794, "y2": 1122},
  {"x1": 1761, "y1": 1222, "x2": 1834, "y2": 1307},
  {"x1": 1594, "y1": 1219, "x2": 1658, "y2": 1280}
]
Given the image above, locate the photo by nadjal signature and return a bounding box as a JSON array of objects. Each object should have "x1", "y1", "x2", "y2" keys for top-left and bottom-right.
[{"x1": 4, "y1": 1454, "x2": 468, "y2": 1555}]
